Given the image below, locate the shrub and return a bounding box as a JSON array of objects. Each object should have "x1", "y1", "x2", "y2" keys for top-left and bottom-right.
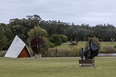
[
  {"x1": 0, "y1": 50, "x2": 7, "y2": 57},
  {"x1": 49, "y1": 34, "x2": 62, "y2": 46},
  {"x1": 49, "y1": 42, "x2": 55, "y2": 48},
  {"x1": 99, "y1": 50, "x2": 106, "y2": 53},
  {"x1": 47, "y1": 48, "x2": 68, "y2": 57},
  {"x1": 45, "y1": 47, "x2": 81, "y2": 57},
  {"x1": 28, "y1": 48, "x2": 35, "y2": 56},
  {"x1": 58, "y1": 34, "x2": 68, "y2": 43},
  {"x1": 70, "y1": 46, "x2": 81, "y2": 57},
  {"x1": 103, "y1": 46, "x2": 116, "y2": 53},
  {"x1": 47, "y1": 48, "x2": 78, "y2": 57},
  {"x1": 47, "y1": 48, "x2": 57, "y2": 57},
  {"x1": 57, "y1": 49, "x2": 71, "y2": 57},
  {"x1": 49, "y1": 34, "x2": 68, "y2": 46},
  {"x1": 86, "y1": 37, "x2": 101, "y2": 50},
  {"x1": 114, "y1": 45, "x2": 116, "y2": 48}
]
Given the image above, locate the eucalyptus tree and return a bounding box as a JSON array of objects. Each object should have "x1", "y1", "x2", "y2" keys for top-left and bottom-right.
[
  {"x1": 39, "y1": 20, "x2": 70, "y2": 36},
  {"x1": 64, "y1": 27, "x2": 77, "y2": 39},
  {"x1": 0, "y1": 23, "x2": 13, "y2": 50}
]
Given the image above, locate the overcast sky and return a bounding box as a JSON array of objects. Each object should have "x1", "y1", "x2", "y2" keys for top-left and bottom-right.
[{"x1": 0, "y1": 0, "x2": 116, "y2": 26}]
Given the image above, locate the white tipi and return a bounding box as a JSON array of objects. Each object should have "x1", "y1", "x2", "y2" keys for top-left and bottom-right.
[{"x1": 4, "y1": 35, "x2": 31, "y2": 58}]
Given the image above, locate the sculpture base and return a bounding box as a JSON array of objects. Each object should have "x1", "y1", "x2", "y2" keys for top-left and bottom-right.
[
  {"x1": 35, "y1": 54, "x2": 41, "y2": 59},
  {"x1": 79, "y1": 59, "x2": 95, "y2": 67}
]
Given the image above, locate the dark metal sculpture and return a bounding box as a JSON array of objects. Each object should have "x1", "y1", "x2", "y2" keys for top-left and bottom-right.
[
  {"x1": 79, "y1": 39, "x2": 99, "y2": 60},
  {"x1": 88, "y1": 39, "x2": 99, "y2": 59},
  {"x1": 69, "y1": 35, "x2": 78, "y2": 45},
  {"x1": 31, "y1": 37, "x2": 45, "y2": 54},
  {"x1": 79, "y1": 47, "x2": 83, "y2": 60},
  {"x1": 84, "y1": 47, "x2": 90, "y2": 59},
  {"x1": 69, "y1": 35, "x2": 78, "y2": 48}
]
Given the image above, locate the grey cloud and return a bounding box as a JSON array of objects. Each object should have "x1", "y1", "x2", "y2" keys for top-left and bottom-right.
[{"x1": 0, "y1": 0, "x2": 116, "y2": 26}]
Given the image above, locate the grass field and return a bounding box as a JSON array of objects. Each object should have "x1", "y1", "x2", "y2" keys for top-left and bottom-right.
[
  {"x1": 56, "y1": 41, "x2": 116, "y2": 49},
  {"x1": 56, "y1": 41, "x2": 86, "y2": 49},
  {"x1": 0, "y1": 57, "x2": 116, "y2": 77}
]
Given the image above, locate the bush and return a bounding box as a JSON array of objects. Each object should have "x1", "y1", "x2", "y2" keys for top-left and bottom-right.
[
  {"x1": 86, "y1": 37, "x2": 101, "y2": 50},
  {"x1": 57, "y1": 49, "x2": 71, "y2": 57},
  {"x1": 49, "y1": 42, "x2": 55, "y2": 48},
  {"x1": 49, "y1": 34, "x2": 68, "y2": 46},
  {"x1": 47, "y1": 48, "x2": 57, "y2": 57},
  {"x1": 99, "y1": 50, "x2": 106, "y2": 53},
  {"x1": 46, "y1": 48, "x2": 80, "y2": 57},
  {"x1": 103, "y1": 46, "x2": 116, "y2": 53},
  {"x1": 70, "y1": 46, "x2": 81, "y2": 57},
  {"x1": 58, "y1": 34, "x2": 68, "y2": 43},
  {"x1": 0, "y1": 50, "x2": 7, "y2": 57},
  {"x1": 114, "y1": 45, "x2": 116, "y2": 48},
  {"x1": 49, "y1": 34, "x2": 62, "y2": 46},
  {"x1": 28, "y1": 48, "x2": 35, "y2": 56}
]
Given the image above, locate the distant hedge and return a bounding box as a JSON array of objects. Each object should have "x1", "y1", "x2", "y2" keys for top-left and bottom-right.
[
  {"x1": 49, "y1": 34, "x2": 68, "y2": 46},
  {"x1": 46, "y1": 47, "x2": 80, "y2": 57},
  {"x1": 58, "y1": 34, "x2": 68, "y2": 43}
]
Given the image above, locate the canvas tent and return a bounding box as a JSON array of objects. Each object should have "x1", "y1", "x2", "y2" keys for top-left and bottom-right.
[{"x1": 4, "y1": 35, "x2": 31, "y2": 58}]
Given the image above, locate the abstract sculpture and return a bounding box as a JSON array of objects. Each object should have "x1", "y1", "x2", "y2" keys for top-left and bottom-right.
[
  {"x1": 69, "y1": 35, "x2": 78, "y2": 45},
  {"x1": 31, "y1": 37, "x2": 45, "y2": 58},
  {"x1": 69, "y1": 35, "x2": 78, "y2": 48},
  {"x1": 79, "y1": 47, "x2": 83, "y2": 60},
  {"x1": 79, "y1": 39, "x2": 99, "y2": 67},
  {"x1": 79, "y1": 39, "x2": 99, "y2": 60}
]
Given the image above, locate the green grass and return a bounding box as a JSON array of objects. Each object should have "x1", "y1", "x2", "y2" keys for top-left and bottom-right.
[
  {"x1": 100, "y1": 41, "x2": 116, "y2": 47},
  {"x1": 0, "y1": 57, "x2": 116, "y2": 77},
  {"x1": 56, "y1": 41, "x2": 116, "y2": 49},
  {"x1": 56, "y1": 41, "x2": 86, "y2": 49}
]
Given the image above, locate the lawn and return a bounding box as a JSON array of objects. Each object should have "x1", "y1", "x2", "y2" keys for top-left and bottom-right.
[
  {"x1": 56, "y1": 41, "x2": 116, "y2": 49},
  {"x1": 0, "y1": 57, "x2": 116, "y2": 77},
  {"x1": 100, "y1": 41, "x2": 116, "y2": 47},
  {"x1": 56, "y1": 41, "x2": 87, "y2": 49}
]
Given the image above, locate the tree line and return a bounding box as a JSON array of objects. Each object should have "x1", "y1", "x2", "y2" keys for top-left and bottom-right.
[{"x1": 0, "y1": 14, "x2": 116, "y2": 50}]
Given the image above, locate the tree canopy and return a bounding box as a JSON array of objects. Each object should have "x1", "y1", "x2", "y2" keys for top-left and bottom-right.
[{"x1": 0, "y1": 14, "x2": 116, "y2": 51}]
